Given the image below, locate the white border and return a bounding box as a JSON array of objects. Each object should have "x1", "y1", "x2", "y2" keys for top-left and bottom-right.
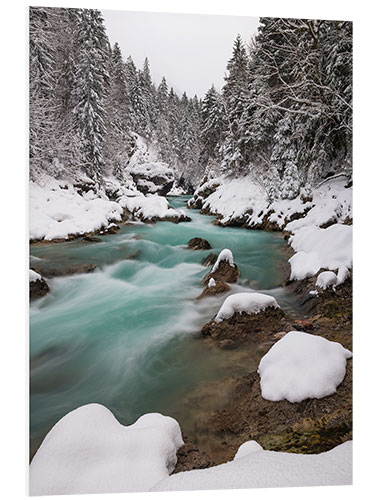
[{"x1": 2, "y1": 0, "x2": 373, "y2": 499}]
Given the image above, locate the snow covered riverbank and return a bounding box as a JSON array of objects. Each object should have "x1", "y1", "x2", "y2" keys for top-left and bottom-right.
[
  {"x1": 188, "y1": 173, "x2": 352, "y2": 288},
  {"x1": 29, "y1": 172, "x2": 189, "y2": 241}
]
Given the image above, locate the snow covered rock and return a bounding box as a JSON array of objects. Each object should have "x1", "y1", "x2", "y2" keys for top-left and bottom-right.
[
  {"x1": 316, "y1": 270, "x2": 338, "y2": 290},
  {"x1": 29, "y1": 269, "x2": 49, "y2": 299},
  {"x1": 215, "y1": 292, "x2": 279, "y2": 323},
  {"x1": 203, "y1": 249, "x2": 239, "y2": 284},
  {"x1": 29, "y1": 403, "x2": 184, "y2": 496},
  {"x1": 197, "y1": 278, "x2": 231, "y2": 300},
  {"x1": 258, "y1": 331, "x2": 352, "y2": 403},
  {"x1": 128, "y1": 162, "x2": 174, "y2": 196},
  {"x1": 152, "y1": 440, "x2": 352, "y2": 491},
  {"x1": 118, "y1": 193, "x2": 190, "y2": 223},
  {"x1": 202, "y1": 292, "x2": 285, "y2": 346}
]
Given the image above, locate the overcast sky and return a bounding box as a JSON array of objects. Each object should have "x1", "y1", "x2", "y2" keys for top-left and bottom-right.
[{"x1": 102, "y1": 9, "x2": 259, "y2": 98}]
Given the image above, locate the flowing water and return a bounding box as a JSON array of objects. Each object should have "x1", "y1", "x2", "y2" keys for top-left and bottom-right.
[{"x1": 29, "y1": 196, "x2": 300, "y2": 461}]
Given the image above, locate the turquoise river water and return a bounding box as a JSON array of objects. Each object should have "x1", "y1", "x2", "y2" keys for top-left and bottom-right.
[{"x1": 29, "y1": 196, "x2": 299, "y2": 460}]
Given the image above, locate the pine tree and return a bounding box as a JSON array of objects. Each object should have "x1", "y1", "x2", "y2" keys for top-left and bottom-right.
[{"x1": 72, "y1": 9, "x2": 110, "y2": 184}]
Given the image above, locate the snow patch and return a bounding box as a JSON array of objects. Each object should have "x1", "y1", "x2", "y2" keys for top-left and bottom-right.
[
  {"x1": 29, "y1": 403, "x2": 183, "y2": 496},
  {"x1": 316, "y1": 270, "x2": 337, "y2": 290},
  {"x1": 215, "y1": 292, "x2": 279, "y2": 323},
  {"x1": 258, "y1": 331, "x2": 352, "y2": 403},
  {"x1": 208, "y1": 278, "x2": 216, "y2": 288},
  {"x1": 212, "y1": 248, "x2": 235, "y2": 272},
  {"x1": 152, "y1": 440, "x2": 352, "y2": 491},
  {"x1": 29, "y1": 269, "x2": 41, "y2": 282}
]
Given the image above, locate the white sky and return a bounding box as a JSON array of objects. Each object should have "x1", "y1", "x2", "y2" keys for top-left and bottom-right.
[{"x1": 102, "y1": 9, "x2": 259, "y2": 98}]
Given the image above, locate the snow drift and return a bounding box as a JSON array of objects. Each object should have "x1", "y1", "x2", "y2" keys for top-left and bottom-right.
[
  {"x1": 258, "y1": 331, "x2": 352, "y2": 403},
  {"x1": 29, "y1": 403, "x2": 184, "y2": 496}
]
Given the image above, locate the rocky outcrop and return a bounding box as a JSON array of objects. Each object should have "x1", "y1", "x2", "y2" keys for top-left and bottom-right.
[
  {"x1": 173, "y1": 434, "x2": 213, "y2": 474},
  {"x1": 203, "y1": 259, "x2": 239, "y2": 285},
  {"x1": 198, "y1": 280, "x2": 231, "y2": 299},
  {"x1": 202, "y1": 307, "x2": 287, "y2": 346},
  {"x1": 30, "y1": 274, "x2": 49, "y2": 300},
  {"x1": 128, "y1": 162, "x2": 175, "y2": 196},
  {"x1": 187, "y1": 238, "x2": 212, "y2": 250},
  {"x1": 205, "y1": 360, "x2": 352, "y2": 462}
]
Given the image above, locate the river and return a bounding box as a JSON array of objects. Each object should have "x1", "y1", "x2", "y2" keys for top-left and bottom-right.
[{"x1": 29, "y1": 195, "x2": 299, "y2": 461}]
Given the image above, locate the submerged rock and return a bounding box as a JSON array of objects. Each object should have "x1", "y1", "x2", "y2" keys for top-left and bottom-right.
[
  {"x1": 82, "y1": 235, "x2": 103, "y2": 243},
  {"x1": 187, "y1": 237, "x2": 212, "y2": 250}
]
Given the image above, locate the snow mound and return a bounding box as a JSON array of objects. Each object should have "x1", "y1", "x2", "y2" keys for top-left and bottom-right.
[
  {"x1": 316, "y1": 270, "x2": 337, "y2": 290},
  {"x1": 258, "y1": 331, "x2": 352, "y2": 403},
  {"x1": 118, "y1": 193, "x2": 182, "y2": 221},
  {"x1": 212, "y1": 248, "x2": 235, "y2": 272},
  {"x1": 128, "y1": 161, "x2": 173, "y2": 180},
  {"x1": 215, "y1": 292, "x2": 279, "y2": 323},
  {"x1": 29, "y1": 269, "x2": 41, "y2": 282},
  {"x1": 152, "y1": 440, "x2": 352, "y2": 491},
  {"x1": 288, "y1": 224, "x2": 352, "y2": 280},
  {"x1": 29, "y1": 403, "x2": 183, "y2": 496}
]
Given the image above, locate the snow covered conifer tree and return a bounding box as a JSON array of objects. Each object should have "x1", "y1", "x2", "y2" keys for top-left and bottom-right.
[{"x1": 72, "y1": 9, "x2": 110, "y2": 185}]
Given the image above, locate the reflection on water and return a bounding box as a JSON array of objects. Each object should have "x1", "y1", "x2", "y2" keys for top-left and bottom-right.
[{"x1": 29, "y1": 196, "x2": 299, "y2": 461}]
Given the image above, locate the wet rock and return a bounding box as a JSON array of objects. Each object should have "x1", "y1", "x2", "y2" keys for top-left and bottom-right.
[
  {"x1": 82, "y1": 235, "x2": 102, "y2": 243},
  {"x1": 202, "y1": 307, "x2": 286, "y2": 346},
  {"x1": 291, "y1": 319, "x2": 315, "y2": 332},
  {"x1": 173, "y1": 434, "x2": 214, "y2": 474},
  {"x1": 202, "y1": 253, "x2": 217, "y2": 267},
  {"x1": 30, "y1": 275, "x2": 49, "y2": 300},
  {"x1": 203, "y1": 260, "x2": 239, "y2": 285},
  {"x1": 197, "y1": 280, "x2": 231, "y2": 299},
  {"x1": 206, "y1": 360, "x2": 352, "y2": 460},
  {"x1": 187, "y1": 237, "x2": 212, "y2": 250},
  {"x1": 103, "y1": 224, "x2": 120, "y2": 234},
  {"x1": 34, "y1": 263, "x2": 97, "y2": 278}
]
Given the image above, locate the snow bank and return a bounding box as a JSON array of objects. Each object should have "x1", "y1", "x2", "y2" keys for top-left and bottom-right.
[
  {"x1": 152, "y1": 440, "x2": 352, "y2": 491},
  {"x1": 29, "y1": 269, "x2": 41, "y2": 282},
  {"x1": 212, "y1": 248, "x2": 235, "y2": 272},
  {"x1": 215, "y1": 292, "x2": 279, "y2": 323},
  {"x1": 128, "y1": 161, "x2": 174, "y2": 181},
  {"x1": 29, "y1": 403, "x2": 183, "y2": 496},
  {"x1": 288, "y1": 224, "x2": 352, "y2": 280},
  {"x1": 29, "y1": 176, "x2": 124, "y2": 240},
  {"x1": 258, "y1": 331, "x2": 352, "y2": 403},
  {"x1": 118, "y1": 193, "x2": 183, "y2": 221}
]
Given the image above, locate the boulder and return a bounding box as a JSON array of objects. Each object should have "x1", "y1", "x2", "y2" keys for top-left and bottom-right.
[
  {"x1": 187, "y1": 238, "x2": 212, "y2": 250},
  {"x1": 197, "y1": 280, "x2": 230, "y2": 299},
  {"x1": 30, "y1": 274, "x2": 49, "y2": 300},
  {"x1": 82, "y1": 236, "x2": 102, "y2": 243},
  {"x1": 203, "y1": 259, "x2": 239, "y2": 285},
  {"x1": 202, "y1": 253, "x2": 217, "y2": 267},
  {"x1": 128, "y1": 162, "x2": 175, "y2": 196},
  {"x1": 202, "y1": 307, "x2": 286, "y2": 346}
]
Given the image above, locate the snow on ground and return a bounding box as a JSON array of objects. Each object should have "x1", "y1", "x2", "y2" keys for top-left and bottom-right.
[
  {"x1": 212, "y1": 248, "x2": 235, "y2": 272},
  {"x1": 215, "y1": 292, "x2": 280, "y2": 323},
  {"x1": 29, "y1": 269, "x2": 41, "y2": 282},
  {"x1": 189, "y1": 174, "x2": 352, "y2": 284},
  {"x1": 152, "y1": 440, "x2": 352, "y2": 491},
  {"x1": 258, "y1": 331, "x2": 352, "y2": 403},
  {"x1": 29, "y1": 171, "x2": 187, "y2": 240},
  {"x1": 29, "y1": 403, "x2": 184, "y2": 496},
  {"x1": 29, "y1": 176, "x2": 124, "y2": 241},
  {"x1": 316, "y1": 270, "x2": 338, "y2": 290},
  {"x1": 288, "y1": 224, "x2": 352, "y2": 280}
]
